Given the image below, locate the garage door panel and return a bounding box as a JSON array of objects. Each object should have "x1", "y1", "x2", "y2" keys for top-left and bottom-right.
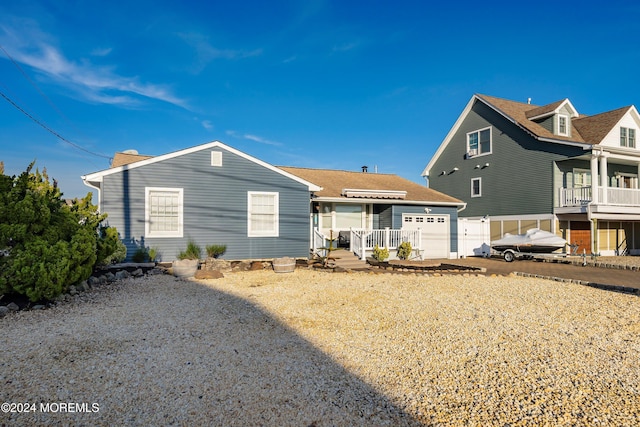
[{"x1": 402, "y1": 214, "x2": 449, "y2": 259}]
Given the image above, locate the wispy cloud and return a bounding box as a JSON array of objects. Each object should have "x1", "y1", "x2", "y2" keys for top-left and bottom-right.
[
  {"x1": 332, "y1": 41, "x2": 360, "y2": 52},
  {"x1": 90, "y1": 47, "x2": 112, "y2": 57},
  {"x1": 226, "y1": 130, "x2": 282, "y2": 146},
  {"x1": 0, "y1": 18, "x2": 188, "y2": 109},
  {"x1": 201, "y1": 120, "x2": 213, "y2": 130},
  {"x1": 178, "y1": 32, "x2": 262, "y2": 74}
]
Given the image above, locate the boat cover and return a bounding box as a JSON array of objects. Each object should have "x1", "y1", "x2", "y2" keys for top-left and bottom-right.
[{"x1": 491, "y1": 228, "x2": 567, "y2": 253}]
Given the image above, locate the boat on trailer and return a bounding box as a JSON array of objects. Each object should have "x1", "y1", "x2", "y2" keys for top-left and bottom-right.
[{"x1": 491, "y1": 229, "x2": 567, "y2": 262}]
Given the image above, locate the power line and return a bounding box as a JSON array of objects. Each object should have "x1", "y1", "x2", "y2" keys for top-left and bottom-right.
[
  {"x1": 0, "y1": 89, "x2": 111, "y2": 160},
  {"x1": 0, "y1": 44, "x2": 111, "y2": 161}
]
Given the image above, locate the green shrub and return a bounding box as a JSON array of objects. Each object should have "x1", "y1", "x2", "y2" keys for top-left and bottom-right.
[
  {"x1": 148, "y1": 247, "x2": 159, "y2": 262},
  {"x1": 397, "y1": 241, "x2": 412, "y2": 260},
  {"x1": 206, "y1": 244, "x2": 227, "y2": 258},
  {"x1": 372, "y1": 244, "x2": 389, "y2": 261},
  {"x1": 96, "y1": 226, "x2": 125, "y2": 266},
  {"x1": 0, "y1": 162, "x2": 121, "y2": 302},
  {"x1": 132, "y1": 247, "x2": 148, "y2": 263},
  {"x1": 178, "y1": 240, "x2": 201, "y2": 260}
]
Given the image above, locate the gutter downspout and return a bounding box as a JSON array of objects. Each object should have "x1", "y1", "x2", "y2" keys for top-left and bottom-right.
[{"x1": 81, "y1": 178, "x2": 102, "y2": 212}]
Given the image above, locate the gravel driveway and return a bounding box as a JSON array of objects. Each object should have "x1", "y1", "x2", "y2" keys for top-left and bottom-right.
[{"x1": 1, "y1": 270, "x2": 639, "y2": 426}]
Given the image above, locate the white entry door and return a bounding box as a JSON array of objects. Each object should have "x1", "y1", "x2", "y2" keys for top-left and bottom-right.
[{"x1": 402, "y1": 214, "x2": 450, "y2": 259}]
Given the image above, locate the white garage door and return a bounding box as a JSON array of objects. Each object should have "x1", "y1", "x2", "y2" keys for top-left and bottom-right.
[{"x1": 402, "y1": 214, "x2": 450, "y2": 259}]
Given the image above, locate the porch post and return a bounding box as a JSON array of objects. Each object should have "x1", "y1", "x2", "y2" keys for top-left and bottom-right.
[
  {"x1": 384, "y1": 227, "x2": 390, "y2": 249},
  {"x1": 599, "y1": 152, "x2": 608, "y2": 204},
  {"x1": 590, "y1": 153, "x2": 599, "y2": 204}
]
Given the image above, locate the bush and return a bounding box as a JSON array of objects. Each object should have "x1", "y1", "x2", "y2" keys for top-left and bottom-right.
[
  {"x1": 372, "y1": 244, "x2": 389, "y2": 261},
  {"x1": 132, "y1": 247, "x2": 148, "y2": 263},
  {"x1": 205, "y1": 244, "x2": 227, "y2": 258},
  {"x1": 148, "y1": 247, "x2": 159, "y2": 262},
  {"x1": 178, "y1": 240, "x2": 201, "y2": 260},
  {"x1": 397, "y1": 241, "x2": 412, "y2": 260},
  {"x1": 0, "y1": 162, "x2": 121, "y2": 302}
]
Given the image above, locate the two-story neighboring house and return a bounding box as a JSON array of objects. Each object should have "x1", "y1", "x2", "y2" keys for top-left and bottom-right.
[{"x1": 423, "y1": 94, "x2": 640, "y2": 256}]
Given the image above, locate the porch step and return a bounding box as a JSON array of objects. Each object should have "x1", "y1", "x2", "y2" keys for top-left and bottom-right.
[{"x1": 331, "y1": 249, "x2": 370, "y2": 270}]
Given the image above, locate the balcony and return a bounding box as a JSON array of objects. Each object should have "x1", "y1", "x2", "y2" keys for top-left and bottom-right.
[{"x1": 559, "y1": 186, "x2": 640, "y2": 207}]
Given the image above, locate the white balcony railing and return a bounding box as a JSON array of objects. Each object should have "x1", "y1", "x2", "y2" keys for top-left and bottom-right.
[
  {"x1": 559, "y1": 186, "x2": 640, "y2": 207},
  {"x1": 600, "y1": 187, "x2": 640, "y2": 206},
  {"x1": 559, "y1": 186, "x2": 592, "y2": 207}
]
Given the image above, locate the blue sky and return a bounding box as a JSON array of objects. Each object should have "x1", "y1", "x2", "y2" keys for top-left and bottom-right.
[{"x1": 1, "y1": 0, "x2": 639, "y2": 198}]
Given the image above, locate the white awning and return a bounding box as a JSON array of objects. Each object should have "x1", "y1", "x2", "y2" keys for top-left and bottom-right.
[{"x1": 341, "y1": 188, "x2": 407, "y2": 199}]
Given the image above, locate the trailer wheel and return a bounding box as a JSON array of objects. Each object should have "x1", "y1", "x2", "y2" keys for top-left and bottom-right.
[{"x1": 503, "y1": 251, "x2": 515, "y2": 262}]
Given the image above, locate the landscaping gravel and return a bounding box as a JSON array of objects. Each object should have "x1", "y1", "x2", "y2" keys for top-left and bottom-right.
[{"x1": 1, "y1": 269, "x2": 638, "y2": 426}]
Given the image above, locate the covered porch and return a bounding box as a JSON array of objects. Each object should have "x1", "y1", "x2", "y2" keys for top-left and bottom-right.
[
  {"x1": 558, "y1": 150, "x2": 640, "y2": 210},
  {"x1": 313, "y1": 228, "x2": 422, "y2": 261}
]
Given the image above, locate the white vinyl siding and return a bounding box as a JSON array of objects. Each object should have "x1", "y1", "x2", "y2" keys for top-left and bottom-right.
[
  {"x1": 248, "y1": 192, "x2": 279, "y2": 237},
  {"x1": 145, "y1": 187, "x2": 183, "y2": 238}
]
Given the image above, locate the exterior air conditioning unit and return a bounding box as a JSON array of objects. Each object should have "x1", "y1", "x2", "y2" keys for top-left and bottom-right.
[{"x1": 466, "y1": 149, "x2": 477, "y2": 158}]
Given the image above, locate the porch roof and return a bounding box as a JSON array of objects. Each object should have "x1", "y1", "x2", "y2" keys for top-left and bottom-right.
[{"x1": 279, "y1": 166, "x2": 464, "y2": 205}]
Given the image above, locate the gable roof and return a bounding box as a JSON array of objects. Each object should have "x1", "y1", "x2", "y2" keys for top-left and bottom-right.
[
  {"x1": 572, "y1": 106, "x2": 632, "y2": 145},
  {"x1": 82, "y1": 141, "x2": 321, "y2": 192},
  {"x1": 279, "y1": 166, "x2": 464, "y2": 206},
  {"x1": 475, "y1": 94, "x2": 587, "y2": 144},
  {"x1": 423, "y1": 94, "x2": 638, "y2": 176}
]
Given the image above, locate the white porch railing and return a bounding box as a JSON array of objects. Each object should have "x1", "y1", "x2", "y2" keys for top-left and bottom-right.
[
  {"x1": 312, "y1": 229, "x2": 327, "y2": 257},
  {"x1": 350, "y1": 227, "x2": 422, "y2": 261},
  {"x1": 559, "y1": 186, "x2": 592, "y2": 207},
  {"x1": 600, "y1": 187, "x2": 640, "y2": 206},
  {"x1": 559, "y1": 186, "x2": 640, "y2": 207}
]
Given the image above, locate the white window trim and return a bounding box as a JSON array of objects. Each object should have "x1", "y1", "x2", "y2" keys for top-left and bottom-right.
[
  {"x1": 145, "y1": 187, "x2": 184, "y2": 238},
  {"x1": 557, "y1": 114, "x2": 569, "y2": 136},
  {"x1": 247, "y1": 191, "x2": 279, "y2": 237},
  {"x1": 471, "y1": 177, "x2": 482, "y2": 198},
  {"x1": 620, "y1": 127, "x2": 628, "y2": 147},
  {"x1": 211, "y1": 151, "x2": 223, "y2": 167},
  {"x1": 573, "y1": 168, "x2": 592, "y2": 187},
  {"x1": 466, "y1": 126, "x2": 492, "y2": 157}
]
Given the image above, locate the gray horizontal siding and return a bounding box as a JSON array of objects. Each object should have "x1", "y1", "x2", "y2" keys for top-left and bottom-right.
[
  {"x1": 429, "y1": 100, "x2": 583, "y2": 218},
  {"x1": 102, "y1": 147, "x2": 311, "y2": 261}
]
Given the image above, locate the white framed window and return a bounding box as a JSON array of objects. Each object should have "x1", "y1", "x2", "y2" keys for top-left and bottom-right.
[
  {"x1": 630, "y1": 128, "x2": 636, "y2": 148},
  {"x1": 621, "y1": 127, "x2": 628, "y2": 147},
  {"x1": 471, "y1": 177, "x2": 482, "y2": 198},
  {"x1": 621, "y1": 127, "x2": 637, "y2": 148},
  {"x1": 558, "y1": 115, "x2": 568, "y2": 136},
  {"x1": 248, "y1": 192, "x2": 279, "y2": 237},
  {"x1": 573, "y1": 168, "x2": 591, "y2": 187},
  {"x1": 145, "y1": 187, "x2": 183, "y2": 238},
  {"x1": 467, "y1": 127, "x2": 491, "y2": 156},
  {"x1": 211, "y1": 151, "x2": 223, "y2": 166}
]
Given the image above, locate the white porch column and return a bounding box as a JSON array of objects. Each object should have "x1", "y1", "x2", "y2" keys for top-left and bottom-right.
[
  {"x1": 590, "y1": 153, "x2": 599, "y2": 203},
  {"x1": 599, "y1": 152, "x2": 608, "y2": 204}
]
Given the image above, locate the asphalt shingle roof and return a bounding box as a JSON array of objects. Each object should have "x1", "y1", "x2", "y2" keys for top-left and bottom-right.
[{"x1": 279, "y1": 166, "x2": 463, "y2": 204}]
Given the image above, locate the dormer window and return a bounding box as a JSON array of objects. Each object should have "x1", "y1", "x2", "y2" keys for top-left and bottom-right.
[
  {"x1": 621, "y1": 127, "x2": 636, "y2": 148},
  {"x1": 558, "y1": 115, "x2": 568, "y2": 136}
]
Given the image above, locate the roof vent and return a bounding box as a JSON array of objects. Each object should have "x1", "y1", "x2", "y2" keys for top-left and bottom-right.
[
  {"x1": 122, "y1": 149, "x2": 139, "y2": 155},
  {"x1": 361, "y1": 165, "x2": 368, "y2": 173}
]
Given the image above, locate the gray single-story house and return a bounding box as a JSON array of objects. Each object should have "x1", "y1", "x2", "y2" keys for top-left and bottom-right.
[{"x1": 82, "y1": 141, "x2": 321, "y2": 261}]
